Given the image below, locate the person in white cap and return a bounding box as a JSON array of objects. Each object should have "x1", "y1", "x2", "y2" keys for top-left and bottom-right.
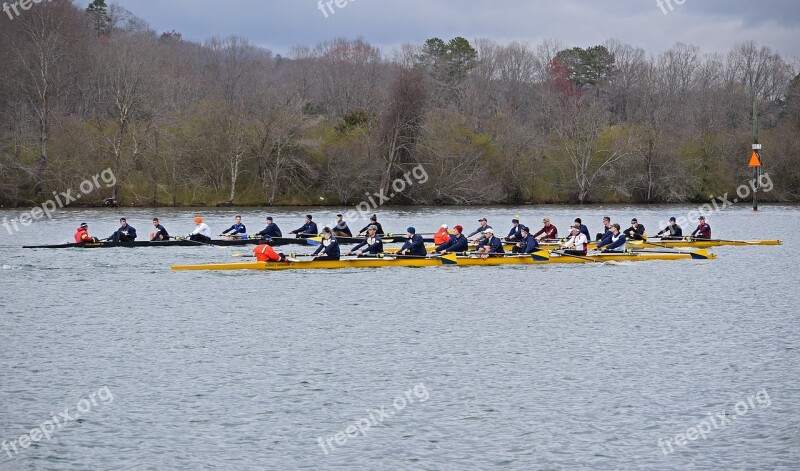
[
  {"x1": 561, "y1": 225, "x2": 588, "y2": 256},
  {"x1": 475, "y1": 227, "x2": 504, "y2": 257}
]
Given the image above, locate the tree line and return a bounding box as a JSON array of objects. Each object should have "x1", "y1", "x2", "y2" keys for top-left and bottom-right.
[{"x1": 1, "y1": 0, "x2": 798, "y2": 208}]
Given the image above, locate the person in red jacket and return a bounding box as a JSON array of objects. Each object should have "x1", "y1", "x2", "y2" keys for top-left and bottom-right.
[
  {"x1": 253, "y1": 243, "x2": 287, "y2": 262},
  {"x1": 73, "y1": 223, "x2": 98, "y2": 243},
  {"x1": 533, "y1": 218, "x2": 558, "y2": 242},
  {"x1": 691, "y1": 216, "x2": 711, "y2": 239}
]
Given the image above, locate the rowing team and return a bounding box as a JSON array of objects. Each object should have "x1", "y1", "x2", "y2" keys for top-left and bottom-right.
[
  {"x1": 73, "y1": 213, "x2": 386, "y2": 243},
  {"x1": 250, "y1": 214, "x2": 713, "y2": 262}
]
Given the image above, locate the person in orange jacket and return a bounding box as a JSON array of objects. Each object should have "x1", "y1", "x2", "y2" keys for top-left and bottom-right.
[
  {"x1": 433, "y1": 224, "x2": 452, "y2": 245},
  {"x1": 74, "y1": 223, "x2": 98, "y2": 243},
  {"x1": 253, "y1": 242, "x2": 287, "y2": 262}
]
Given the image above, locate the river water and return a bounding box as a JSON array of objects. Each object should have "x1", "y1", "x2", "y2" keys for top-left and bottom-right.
[{"x1": 1, "y1": 205, "x2": 798, "y2": 470}]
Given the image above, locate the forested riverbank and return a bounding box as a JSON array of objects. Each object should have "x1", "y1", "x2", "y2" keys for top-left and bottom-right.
[{"x1": 1, "y1": 0, "x2": 799, "y2": 208}]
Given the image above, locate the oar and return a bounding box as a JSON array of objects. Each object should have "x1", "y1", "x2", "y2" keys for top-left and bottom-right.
[
  {"x1": 175, "y1": 235, "x2": 225, "y2": 250},
  {"x1": 628, "y1": 239, "x2": 675, "y2": 250},
  {"x1": 552, "y1": 250, "x2": 615, "y2": 264}
]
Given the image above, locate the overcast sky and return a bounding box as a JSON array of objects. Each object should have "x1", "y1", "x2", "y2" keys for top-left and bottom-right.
[{"x1": 119, "y1": 0, "x2": 800, "y2": 58}]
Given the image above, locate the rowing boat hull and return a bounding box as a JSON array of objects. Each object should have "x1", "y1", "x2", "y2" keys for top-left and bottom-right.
[{"x1": 171, "y1": 250, "x2": 714, "y2": 271}]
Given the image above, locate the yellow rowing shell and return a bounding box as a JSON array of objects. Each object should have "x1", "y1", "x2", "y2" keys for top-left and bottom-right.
[
  {"x1": 384, "y1": 238, "x2": 781, "y2": 253},
  {"x1": 171, "y1": 250, "x2": 715, "y2": 271}
]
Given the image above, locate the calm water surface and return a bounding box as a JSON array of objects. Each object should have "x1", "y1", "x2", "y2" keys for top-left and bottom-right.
[{"x1": 1, "y1": 205, "x2": 798, "y2": 470}]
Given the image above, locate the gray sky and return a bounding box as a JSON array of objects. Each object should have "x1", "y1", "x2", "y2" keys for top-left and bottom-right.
[{"x1": 119, "y1": 0, "x2": 800, "y2": 58}]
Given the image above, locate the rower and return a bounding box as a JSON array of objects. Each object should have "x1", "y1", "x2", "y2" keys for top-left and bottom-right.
[
  {"x1": 596, "y1": 223, "x2": 626, "y2": 252},
  {"x1": 398, "y1": 226, "x2": 427, "y2": 256},
  {"x1": 189, "y1": 217, "x2": 212, "y2": 242},
  {"x1": 255, "y1": 216, "x2": 282, "y2": 239},
  {"x1": 433, "y1": 224, "x2": 451, "y2": 245},
  {"x1": 221, "y1": 215, "x2": 247, "y2": 239},
  {"x1": 512, "y1": 226, "x2": 539, "y2": 254},
  {"x1": 506, "y1": 216, "x2": 523, "y2": 242},
  {"x1": 291, "y1": 214, "x2": 318, "y2": 237},
  {"x1": 435, "y1": 225, "x2": 468, "y2": 254},
  {"x1": 561, "y1": 226, "x2": 588, "y2": 255},
  {"x1": 533, "y1": 218, "x2": 557, "y2": 242},
  {"x1": 467, "y1": 217, "x2": 491, "y2": 243},
  {"x1": 358, "y1": 215, "x2": 384, "y2": 236},
  {"x1": 656, "y1": 217, "x2": 683, "y2": 239},
  {"x1": 574, "y1": 218, "x2": 591, "y2": 241},
  {"x1": 596, "y1": 216, "x2": 612, "y2": 240},
  {"x1": 253, "y1": 240, "x2": 287, "y2": 262},
  {"x1": 74, "y1": 223, "x2": 98, "y2": 243},
  {"x1": 334, "y1": 214, "x2": 353, "y2": 237},
  {"x1": 624, "y1": 218, "x2": 646, "y2": 241},
  {"x1": 346, "y1": 225, "x2": 383, "y2": 256},
  {"x1": 110, "y1": 218, "x2": 137, "y2": 242},
  {"x1": 312, "y1": 227, "x2": 340, "y2": 260},
  {"x1": 150, "y1": 218, "x2": 170, "y2": 241},
  {"x1": 691, "y1": 216, "x2": 711, "y2": 239},
  {"x1": 475, "y1": 227, "x2": 504, "y2": 256}
]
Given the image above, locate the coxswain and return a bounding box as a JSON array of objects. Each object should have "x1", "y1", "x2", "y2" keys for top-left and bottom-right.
[
  {"x1": 433, "y1": 224, "x2": 451, "y2": 245},
  {"x1": 561, "y1": 225, "x2": 589, "y2": 256},
  {"x1": 533, "y1": 218, "x2": 558, "y2": 242},
  {"x1": 150, "y1": 218, "x2": 170, "y2": 241},
  {"x1": 656, "y1": 217, "x2": 683, "y2": 239},
  {"x1": 255, "y1": 216, "x2": 282, "y2": 239},
  {"x1": 290, "y1": 214, "x2": 318, "y2": 237},
  {"x1": 596, "y1": 224, "x2": 626, "y2": 252},
  {"x1": 74, "y1": 223, "x2": 98, "y2": 243},
  {"x1": 333, "y1": 214, "x2": 353, "y2": 237},
  {"x1": 253, "y1": 241, "x2": 287, "y2": 262},
  {"x1": 624, "y1": 218, "x2": 646, "y2": 240},
  {"x1": 110, "y1": 218, "x2": 137, "y2": 242},
  {"x1": 221, "y1": 215, "x2": 247, "y2": 239},
  {"x1": 398, "y1": 226, "x2": 427, "y2": 256},
  {"x1": 512, "y1": 226, "x2": 539, "y2": 254},
  {"x1": 691, "y1": 216, "x2": 711, "y2": 239},
  {"x1": 189, "y1": 216, "x2": 212, "y2": 242},
  {"x1": 435, "y1": 225, "x2": 468, "y2": 254},
  {"x1": 475, "y1": 227, "x2": 504, "y2": 257},
  {"x1": 346, "y1": 225, "x2": 383, "y2": 256},
  {"x1": 467, "y1": 217, "x2": 492, "y2": 243},
  {"x1": 312, "y1": 227, "x2": 340, "y2": 259}
]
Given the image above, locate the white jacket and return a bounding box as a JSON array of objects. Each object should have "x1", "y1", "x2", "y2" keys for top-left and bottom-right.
[{"x1": 191, "y1": 223, "x2": 211, "y2": 237}]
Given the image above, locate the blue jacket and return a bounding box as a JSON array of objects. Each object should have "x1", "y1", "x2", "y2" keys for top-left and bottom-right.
[
  {"x1": 335, "y1": 221, "x2": 353, "y2": 236},
  {"x1": 151, "y1": 224, "x2": 169, "y2": 240},
  {"x1": 257, "y1": 223, "x2": 282, "y2": 238},
  {"x1": 292, "y1": 221, "x2": 318, "y2": 235},
  {"x1": 597, "y1": 231, "x2": 613, "y2": 248},
  {"x1": 112, "y1": 225, "x2": 137, "y2": 240},
  {"x1": 578, "y1": 224, "x2": 591, "y2": 241},
  {"x1": 399, "y1": 234, "x2": 427, "y2": 256},
  {"x1": 313, "y1": 237, "x2": 340, "y2": 258},
  {"x1": 436, "y1": 234, "x2": 468, "y2": 253},
  {"x1": 507, "y1": 225, "x2": 523, "y2": 241},
  {"x1": 351, "y1": 235, "x2": 383, "y2": 254},
  {"x1": 599, "y1": 233, "x2": 626, "y2": 251},
  {"x1": 519, "y1": 234, "x2": 539, "y2": 254},
  {"x1": 477, "y1": 236, "x2": 504, "y2": 253},
  {"x1": 223, "y1": 223, "x2": 247, "y2": 236}
]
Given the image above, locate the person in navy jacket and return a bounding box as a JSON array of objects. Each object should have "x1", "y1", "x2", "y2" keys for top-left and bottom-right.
[
  {"x1": 506, "y1": 216, "x2": 523, "y2": 242},
  {"x1": 512, "y1": 226, "x2": 540, "y2": 254},
  {"x1": 291, "y1": 215, "x2": 318, "y2": 237},
  {"x1": 596, "y1": 224, "x2": 627, "y2": 252},
  {"x1": 150, "y1": 218, "x2": 169, "y2": 241},
  {"x1": 398, "y1": 227, "x2": 427, "y2": 256},
  {"x1": 256, "y1": 217, "x2": 282, "y2": 238},
  {"x1": 574, "y1": 218, "x2": 591, "y2": 241},
  {"x1": 596, "y1": 216, "x2": 612, "y2": 240},
  {"x1": 221, "y1": 215, "x2": 247, "y2": 239},
  {"x1": 110, "y1": 218, "x2": 137, "y2": 242},
  {"x1": 347, "y1": 225, "x2": 383, "y2": 255},
  {"x1": 476, "y1": 228, "x2": 504, "y2": 255},
  {"x1": 312, "y1": 227, "x2": 340, "y2": 259},
  {"x1": 435, "y1": 225, "x2": 468, "y2": 254},
  {"x1": 691, "y1": 216, "x2": 711, "y2": 239}
]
